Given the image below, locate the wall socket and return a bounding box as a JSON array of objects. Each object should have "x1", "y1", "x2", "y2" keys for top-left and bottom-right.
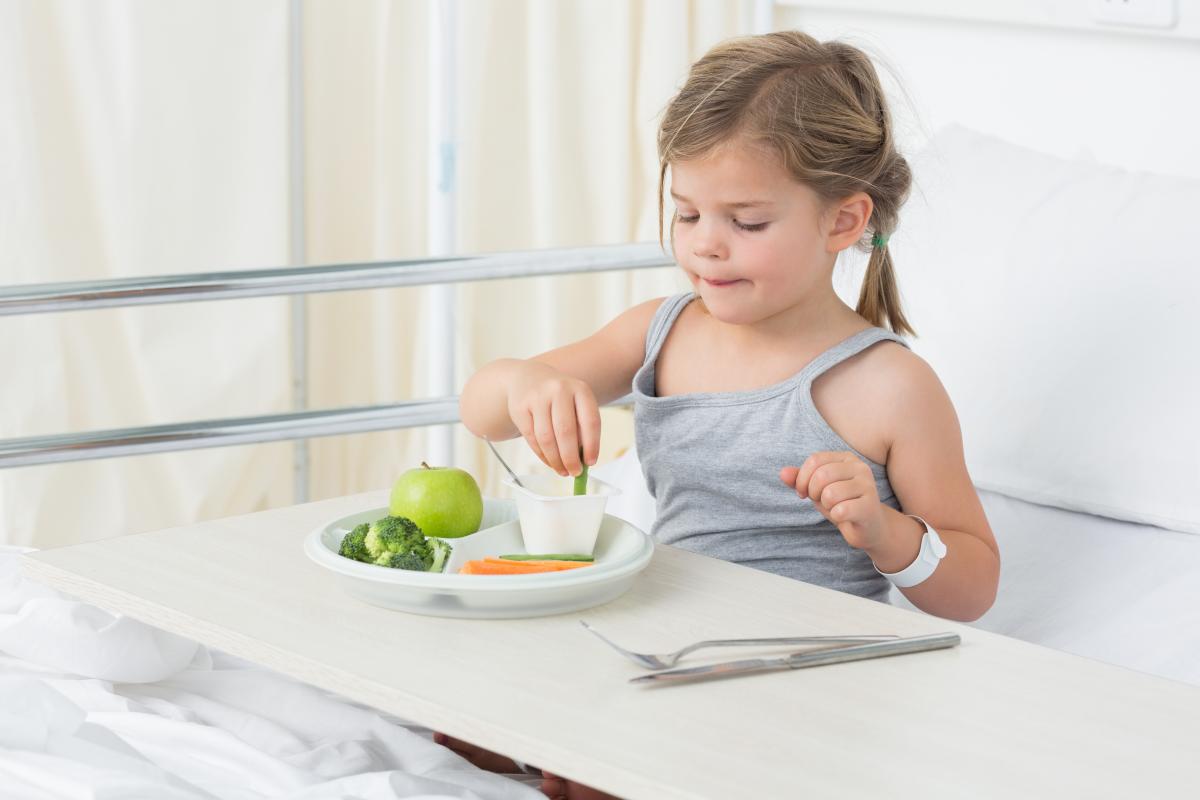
[{"x1": 1089, "y1": 0, "x2": 1179, "y2": 28}]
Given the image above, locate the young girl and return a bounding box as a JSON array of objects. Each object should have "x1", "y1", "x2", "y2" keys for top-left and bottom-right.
[{"x1": 447, "y1": 29, "x2": 999, "y2": 798}]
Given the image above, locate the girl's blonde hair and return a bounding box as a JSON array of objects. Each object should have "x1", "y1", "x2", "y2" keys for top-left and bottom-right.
[{"x1": 657, "y1": 30, "x2": 915, "y2": 336}]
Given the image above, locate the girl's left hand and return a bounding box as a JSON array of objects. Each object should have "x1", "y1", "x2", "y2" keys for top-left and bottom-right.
[{"x1": 781, "y1": 451, "x2": 886, "y2": 551}]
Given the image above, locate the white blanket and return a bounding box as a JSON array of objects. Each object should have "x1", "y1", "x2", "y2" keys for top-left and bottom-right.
[{"x1": 0, "y1": 546, "x2": 543, "y2": 800}]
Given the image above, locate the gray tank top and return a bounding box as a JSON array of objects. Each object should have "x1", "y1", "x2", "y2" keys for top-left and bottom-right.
[{"x1": 632, "y1": 292, "x2": 910, "y2": 603}]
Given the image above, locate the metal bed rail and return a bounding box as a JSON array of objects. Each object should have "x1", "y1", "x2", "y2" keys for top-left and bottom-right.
[
  {"x1": 0, "y1": 243, "x2": 671, "y2": 317},
  {"x1": 0, "y1": 242, "x2": 671, "y2": 470}
]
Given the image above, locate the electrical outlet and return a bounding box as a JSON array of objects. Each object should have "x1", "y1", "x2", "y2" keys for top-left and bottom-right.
[{"x1": 1090, "y1": 0, "x2": 1178, "y2": 29}]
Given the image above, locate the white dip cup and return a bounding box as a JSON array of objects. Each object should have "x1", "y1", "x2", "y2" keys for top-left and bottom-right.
[{"x1": 503, "y1": 473, "x2": 620, "y2": 556}]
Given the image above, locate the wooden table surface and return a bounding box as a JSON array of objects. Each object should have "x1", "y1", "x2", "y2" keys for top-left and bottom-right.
[{"x1": 22, "y1": 490, "x2": 1200, "y2": 799}]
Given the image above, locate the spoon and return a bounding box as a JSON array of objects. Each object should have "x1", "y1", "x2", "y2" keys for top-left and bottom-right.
[{"x1": 483, "y1": 437, "x2": 525, "y2": 489}]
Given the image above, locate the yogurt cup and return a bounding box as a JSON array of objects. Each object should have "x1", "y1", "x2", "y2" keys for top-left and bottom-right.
[{"x1": 503, "y1": 473, "x2": 620, "y2": 556}]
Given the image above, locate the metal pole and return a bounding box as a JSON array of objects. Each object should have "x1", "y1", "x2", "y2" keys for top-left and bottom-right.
[
  {"x1": 0, "y1": 243, "x2": 674, "y2": 316},
  {"x1": 288, "y1": 0, "x2": 310, "y2": 502},
  {"x1": 427, "y1": 0, "x2": 458, "y2": 467},
  {"x1": 0, "y1": 401, "x2": 461, "y2": 469},
  {"x1": 0, "y1": 394, "x2": 635, "y2": 470}
]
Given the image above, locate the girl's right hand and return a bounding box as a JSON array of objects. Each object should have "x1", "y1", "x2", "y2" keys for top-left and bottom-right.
[{"x1": 506, "y1": 361, "x2": 601, "y2": 477}]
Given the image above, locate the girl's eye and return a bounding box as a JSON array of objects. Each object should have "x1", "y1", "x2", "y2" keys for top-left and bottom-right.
[{"x1": 675, "y1": 213, "x2": 768, "y2": 232}]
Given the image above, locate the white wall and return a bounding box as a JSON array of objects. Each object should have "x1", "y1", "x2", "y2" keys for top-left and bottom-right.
[{"x1": 775, "y1": 2, "x2": 1200, "y2": 178}]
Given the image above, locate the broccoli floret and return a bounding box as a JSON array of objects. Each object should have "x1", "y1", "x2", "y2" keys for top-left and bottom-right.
[
  {"x1": 364, "y1": 515, "x2": 425, "y2": 560},
  {"x1": 338, "y1": 523, "x2": 372, "y2": 563},
  {"x1": 375, "y1": 550, "x2": 430, "y2": 571},
  {"x1": 428, "y1": 538, "x2": 452, "y2": 573},
  {"x1": 361, "y1": 515, "x2": 454, "y2": 573}
]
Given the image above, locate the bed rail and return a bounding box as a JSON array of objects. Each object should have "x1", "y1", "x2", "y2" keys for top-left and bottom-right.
[
  {"x1": 0, "y1": 242, "x2": 669, "y2": 470},
  {"x1": 0, "y1": 244, "x2": 671, "y2": 317}
]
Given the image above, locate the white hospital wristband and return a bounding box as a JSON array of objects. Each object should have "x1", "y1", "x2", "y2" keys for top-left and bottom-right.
[{"x1": 873, "y1": 515, "x2": 947, "y2": 588}]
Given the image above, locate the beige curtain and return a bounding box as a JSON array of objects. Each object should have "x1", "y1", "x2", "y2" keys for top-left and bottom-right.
[
  {"x1": 0, "y1": 0, "x2": 754, "y2": 548},
  {"x1": 305, "y1": 0, "x2": 754, "y2": 502},
  {"x1": 0, "y1": 0, "x2": 294, "y2": 548}
]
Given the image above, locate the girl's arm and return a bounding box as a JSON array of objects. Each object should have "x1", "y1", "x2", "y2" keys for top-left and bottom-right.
[
  {"x1": 783, "y1": 352, "x2": 1000, "y2": 622},
  {"x1": 459, "y1": 297, "x2": 664, "y2": 476},
  {"x1": 866, "y1": 356, "x2": 1000, "y2": 621}
]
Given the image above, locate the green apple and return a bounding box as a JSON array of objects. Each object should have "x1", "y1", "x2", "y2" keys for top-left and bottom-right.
[{"x1": 389, "y1": 461, "x2": 483, "y2": 539}]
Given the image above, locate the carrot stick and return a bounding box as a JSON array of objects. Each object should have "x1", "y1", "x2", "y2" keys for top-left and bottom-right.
[
  {"x1": 459, "y1": 561, "x2": 543, "y2": 575},
  {"x1": 477, "y1": 558, "x2": 555, "y2": 568},
  {"x1": 459, "y1": 559, "x2": 593, "y2": 575},
  {"x1": 483, "y1": 557, "x2": 592, "y2": 570}
]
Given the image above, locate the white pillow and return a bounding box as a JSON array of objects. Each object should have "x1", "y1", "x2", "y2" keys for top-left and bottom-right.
[{"x1": 884, "y1": 125, "x2": 1199, "y2": 534}]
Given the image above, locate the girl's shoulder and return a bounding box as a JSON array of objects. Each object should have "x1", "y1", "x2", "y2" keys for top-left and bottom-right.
[
  {"x1": 591, "y1": 295, "x2": 671, "y2": 343},
  {"x1": 820, "y1": 332, "x2": 943, "y2": 407},
  {"x1": 589, "y1": 295, "x2": 671, "y2": 366},
  {"x1": 813, "y1": 333, "x2": 949, "y2": 464}
]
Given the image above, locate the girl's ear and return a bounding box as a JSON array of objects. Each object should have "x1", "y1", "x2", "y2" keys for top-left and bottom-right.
[{"x1": 824, "y1": 192, "x2": 873, "y2": 254}]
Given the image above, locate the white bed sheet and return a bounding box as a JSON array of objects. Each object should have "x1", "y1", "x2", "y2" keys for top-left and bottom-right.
[
  {"x1": 910, "y1": 491, "x2": 1200, "y2": 687},
  {"x1": 0, "y1": 546, "x2": 543, "y2": 800},
  {"x1": 594, "y1": 449, "x2": 1200, "y2": 688}
]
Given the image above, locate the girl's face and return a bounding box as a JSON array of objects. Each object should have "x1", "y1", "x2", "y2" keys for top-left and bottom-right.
[{"x1": 669, "y1": 141, "x2": 839, "y2": 327}]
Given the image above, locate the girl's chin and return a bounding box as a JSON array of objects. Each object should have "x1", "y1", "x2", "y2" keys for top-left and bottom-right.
[{"x1": 696, "y1": 291, "x2": 759, "y2": 325}]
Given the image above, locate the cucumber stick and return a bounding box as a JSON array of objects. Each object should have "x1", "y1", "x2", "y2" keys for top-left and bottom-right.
[
  {"x1": 574, "y1": 446, "x2": 588, "y2": 495},
  {"x1": 499, "y1": 553, "x2": 595, "y2": 562}
]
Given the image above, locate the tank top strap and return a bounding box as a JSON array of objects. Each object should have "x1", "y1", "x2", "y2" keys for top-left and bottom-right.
[
  {"x1": 642, "y1": 292, "x2": 694, "y2": 366},
  {"x1": 799, "y1": 327, "x2": 910, "y2": 386}
]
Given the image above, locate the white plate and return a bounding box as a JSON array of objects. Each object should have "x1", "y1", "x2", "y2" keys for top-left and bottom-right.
[{"x1": 304, "y1": 498, "x2": 654, "y2": 618}]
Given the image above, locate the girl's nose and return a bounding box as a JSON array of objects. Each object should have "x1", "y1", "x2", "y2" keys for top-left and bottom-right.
[{"x1": 691, "y1": 221, "x2": 726, "y2": 260}]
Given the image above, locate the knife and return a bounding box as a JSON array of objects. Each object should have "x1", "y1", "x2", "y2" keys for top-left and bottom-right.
[{"x1": 628, "y1": 631, "x2": 961, "y2": 684}]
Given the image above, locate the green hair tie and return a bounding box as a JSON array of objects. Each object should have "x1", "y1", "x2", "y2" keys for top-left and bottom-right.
[{"x1": 872, "y1": 233, "x2": 890, "y2": 248}]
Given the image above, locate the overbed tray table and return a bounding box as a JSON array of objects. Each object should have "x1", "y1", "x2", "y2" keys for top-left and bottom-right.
[{"x1": 22, "y1": 490, "x2": 1200, "y2": 799}]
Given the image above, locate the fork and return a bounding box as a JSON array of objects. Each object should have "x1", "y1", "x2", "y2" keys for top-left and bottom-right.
[
  {"x1": 580, "y1": 620, "x2": 900, "y2": 670},
  {"x1": 482, "y1": 436, "x2": 525, "y2": 488}
]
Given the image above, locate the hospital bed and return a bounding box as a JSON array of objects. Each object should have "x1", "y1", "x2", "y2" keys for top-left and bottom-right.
[{"x1": 5, "y1": 6, "x2": 1200, "y2": 800}]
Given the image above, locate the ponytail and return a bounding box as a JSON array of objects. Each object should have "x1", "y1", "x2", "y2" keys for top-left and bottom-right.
[{"x1": 856, "y1": 237, "x2": 915, "y2": 337}]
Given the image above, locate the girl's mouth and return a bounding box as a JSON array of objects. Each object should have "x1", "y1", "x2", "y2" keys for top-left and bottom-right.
[{"x1": 703, "y1": 277, "x2": 742, "y2": 287}]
